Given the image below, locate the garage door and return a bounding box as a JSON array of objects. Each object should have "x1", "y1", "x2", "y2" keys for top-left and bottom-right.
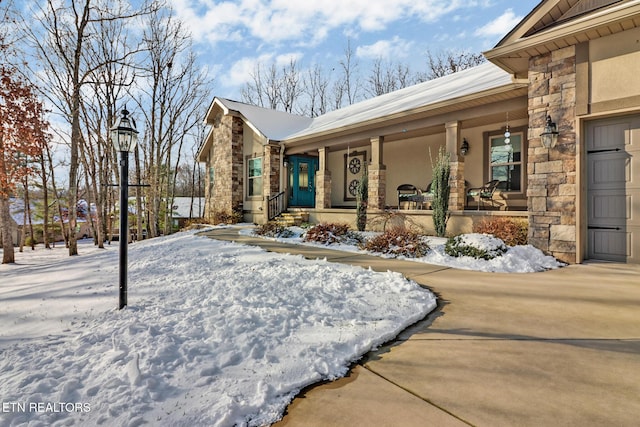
[{"x1": 586, "y1": 116, "x2": 640, "y2": 263}]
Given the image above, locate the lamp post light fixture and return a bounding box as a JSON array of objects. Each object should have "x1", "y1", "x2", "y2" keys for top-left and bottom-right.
[
  {"x1": 540, "y1": 115, "x2": 559, "y2": 148},
  {"x1": 110, "y1": 106, "x2": 138, "y2": 310}
]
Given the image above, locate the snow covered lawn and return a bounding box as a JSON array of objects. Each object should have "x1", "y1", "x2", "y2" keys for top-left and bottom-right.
[{"x1": 0, "y1": 229, "x2": 436, "y2": 426}]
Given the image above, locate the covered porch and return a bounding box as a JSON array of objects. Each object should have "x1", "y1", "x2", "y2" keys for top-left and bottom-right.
[{"x1": 280, "y1": 63, "x2": 530, "y2": 232}]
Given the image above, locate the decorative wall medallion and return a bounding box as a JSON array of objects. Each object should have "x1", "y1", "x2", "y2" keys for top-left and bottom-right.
[
  {"x1": 348, "y1": 179, "x2": 359, "y2": 196},
  {"x1": 349, "y1": 158, "x2": 361, "y2": 174},
  {"x1": 344, "y1": 150, "x2": 366, "y2": 202}
]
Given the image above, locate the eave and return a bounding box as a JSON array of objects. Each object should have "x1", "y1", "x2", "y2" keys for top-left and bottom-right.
[
  {"x1": 485, "y1": 1, "x2": 640, "y2": 77},
  {"x1": 283, "y1": 82, "x2": 528, "y2": 150}
]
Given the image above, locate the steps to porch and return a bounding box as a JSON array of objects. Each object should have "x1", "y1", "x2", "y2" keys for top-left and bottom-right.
[{"x1": 272, "y1": 211, "x2": 309, "y2": 227}]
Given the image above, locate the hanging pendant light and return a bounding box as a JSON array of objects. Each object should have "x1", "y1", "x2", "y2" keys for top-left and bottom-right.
[{"x1": 504, "y1": 112, "x2": 511, "y2": 145}]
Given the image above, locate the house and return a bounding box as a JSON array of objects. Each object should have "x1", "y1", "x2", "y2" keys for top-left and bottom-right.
[
  {"x1": 1, "y1": 198, "x2": 93, "y2": 246},
  {"x1": 170, "y1": 197, "x2": 206, "y2": 229},
  {"x1": 198, "y1": 0, "x2": 640, "y2": 264}
]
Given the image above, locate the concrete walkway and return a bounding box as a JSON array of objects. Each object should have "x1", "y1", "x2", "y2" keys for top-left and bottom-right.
[{"x1": 202, "y1": 228, "x2": 640, "y2": 427}]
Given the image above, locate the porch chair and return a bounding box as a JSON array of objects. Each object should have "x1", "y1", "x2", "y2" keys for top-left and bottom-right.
[
  {"x1": 413, "y1": 182, "x2": 433, "y2": 210},
  {"x1": 467, "y1": 180, "x2": 501, "y2": 210},
  {"x1": 397, "y1": 184, "x2": 417, "y2": 209}
]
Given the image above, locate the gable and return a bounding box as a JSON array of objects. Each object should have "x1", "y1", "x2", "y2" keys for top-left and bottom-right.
[{"x1": 485, "y1": 0, "x2": 640, "y2": 77}]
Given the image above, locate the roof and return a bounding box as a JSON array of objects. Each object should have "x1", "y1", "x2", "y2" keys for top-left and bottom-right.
[
  {"x1": 200, "y1": 62, "x2": 519, "y2": 155},
  {"x1": 285, "y1": 62, "x2": 516, "y2": 141},
  {"x1": 9, "y1": 198, "x2": 43, "y2": 226},
  {"x1": 208, "y1": 98, "x2": 313, "y2": 141},
  {"x1": 170, "y1": 197, "x2": 205, "y2": 219}
]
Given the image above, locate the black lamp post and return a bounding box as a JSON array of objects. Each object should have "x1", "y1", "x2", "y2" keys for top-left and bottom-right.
[{"x1": 110, "y1": 107, "x2": 138, "y2": 310}]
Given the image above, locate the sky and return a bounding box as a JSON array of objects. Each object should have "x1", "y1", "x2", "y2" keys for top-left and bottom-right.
[
  {"x1": 0, "y1": 225, "x2": 561, "y2": 425},
  {"x1": 168, "y1": 0, "x2": 542, "y2": 98}
]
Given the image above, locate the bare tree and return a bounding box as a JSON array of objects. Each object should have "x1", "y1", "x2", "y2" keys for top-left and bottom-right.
[
  {"x1": 22, "y1": 0, "x2": 157, "y2": 255},
  {"x1": 242, "y1": 62, "x2": 280, "y2": 109},
  {"x1": 419, "y1": 49, "x2": 486, "y2": 81},
  {"x1": 365, "y1": 58, "x2": 414, "y2": 96},
  {"x1": 279, "y1": 59, "x2": 302, "y2": 114},
  {"x1": 134, "y1": 5, "x2": 210, "y2": 237},
  {"x1": 335, "y1": 39, "x2": 361, "y2": 107},
  {"x1": 302, "y1": 64, "x2": 331, "y2": 117}
]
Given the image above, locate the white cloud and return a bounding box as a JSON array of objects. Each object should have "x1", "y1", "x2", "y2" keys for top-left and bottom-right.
[
  {"x1": 474, "y1": 8, "x2": 522, "y2": 38},
  {"x1": 356, "y1": 36, "x2": 413, "y2": 60},
  {"x1": 221, "y1": 51, "x2": 304, "y2": 88},
  {"x1": 170, "y1": 0, "x2": 474, "y2": 47}
]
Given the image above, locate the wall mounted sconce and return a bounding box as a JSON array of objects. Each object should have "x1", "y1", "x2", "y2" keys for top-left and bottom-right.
[
  {"x1": 540, "y1": 115, "x2": 559, "y2": 148},
  {"x1": 460, "y1": 138, "x2": 469, "y2": 156}
]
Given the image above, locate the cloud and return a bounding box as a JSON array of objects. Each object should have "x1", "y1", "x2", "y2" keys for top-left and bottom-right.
[
  {"x1": 474, "y1": 8, "x2": 523, "y2": 38},
  {"x1": 169, "y1": 0, "x2": 473, "y2": 47},
  {"x1": 221, "y1": 51, "x2": 304, "y2": 88},
  {"x1": 356, "y1": 36, "x2": 414, "y2": 60}
]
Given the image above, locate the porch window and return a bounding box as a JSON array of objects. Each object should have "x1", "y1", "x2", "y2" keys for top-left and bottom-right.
[
  {"x1": 489, "y1": 133, "x2": 522, "y2": 192},
  {"x1": 248, "y1": 157, "x2": 263, "y2": 197}
]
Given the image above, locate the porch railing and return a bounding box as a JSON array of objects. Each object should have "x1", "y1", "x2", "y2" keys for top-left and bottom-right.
[{"x1": 267, "y1": 191, "x2": 286, "y2": 220}]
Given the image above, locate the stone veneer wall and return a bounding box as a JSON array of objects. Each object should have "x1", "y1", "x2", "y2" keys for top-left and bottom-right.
[
  {"x1": 367, "y1": 165, "x2": 386, "y2": 210},
  {"x1": 263, "y1": 145, "x2": 281, "y2": 195},
  {"x1": 527, "y1": 46, "x2": 578, "y2": 264},
  {"x1": 449, "y1": 161, "x2": 466, "y2": 211},
  {"x1": 208, "y1": 115, "x2": 244, "y2": 220},
  {"x1": 315, "y1": 171, "x2": 332, "y2": 208}
]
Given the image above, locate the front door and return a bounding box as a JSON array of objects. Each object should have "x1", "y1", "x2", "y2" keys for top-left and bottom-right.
[
  {"x1": 586, "y1": 116, "x2": 640, "y2": 263},
  {"x1": 288, "y1": 156, "x2": 318, "y2": 207}
]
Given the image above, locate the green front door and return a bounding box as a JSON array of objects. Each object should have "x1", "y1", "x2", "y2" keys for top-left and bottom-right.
[{"x1": 288, "y1": 156, "x2": 318, "y2": 207}]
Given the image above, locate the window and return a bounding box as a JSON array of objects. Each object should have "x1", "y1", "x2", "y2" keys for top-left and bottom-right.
[
  {"x1": 489, "y1": 133, "x2": 522, "y2": 192},
  {"x1": 208, "y1": 167, "x2": 214, "y2": 194},
  {"x1": 248, "y1": 157, "x2": 262, "y2": 197}
]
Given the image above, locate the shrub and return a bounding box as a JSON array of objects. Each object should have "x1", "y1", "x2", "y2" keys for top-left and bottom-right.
[
  {"x1": 430, "y1": 146, "x2": 450, "y2": 237},
  {"x1": 356, "y1": 167, "x2": 368, "y2": 231},
  {"x1": 254, "y1": 222, "x2": 294, "y2": 238},
  {"x1": 445, "y1": 233, "x2": 507, "y2": 260},
  {"x1": 213, "y1": 209, "x2": 243, "y2": 225},
  {"x1": 362, "y1": 226, "x2": 430, "y2": 258},
  {"x1": 473, "y1": 217, "x2": 528, "y2": 246},
  {"x1": 304, "y1": 223, "x2": 350, "y2": 244},
  {"x1": 368, "y1": 209, "x2": 422, "y2": 233}
]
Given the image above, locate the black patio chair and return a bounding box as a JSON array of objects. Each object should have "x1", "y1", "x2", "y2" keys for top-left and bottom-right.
[
  {"x1": 467, "y1": 180, "x2": 501, "y2": 210},
  {"x1": 397, "y1": 184, "x2": 417, "y2": 209}
]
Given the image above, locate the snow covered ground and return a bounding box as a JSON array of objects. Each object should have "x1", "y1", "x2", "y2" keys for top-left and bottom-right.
[
  {"x1": 0, "y1": 228, "x2": 436, "y2": 426},
  {"x1": 242, "y1": 226, "x2": 564, "y2": 273}
]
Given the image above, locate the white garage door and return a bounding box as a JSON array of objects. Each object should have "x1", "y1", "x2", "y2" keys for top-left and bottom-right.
[{"x1": 586, "y1": 115, "x2": 640, "y2": 263}]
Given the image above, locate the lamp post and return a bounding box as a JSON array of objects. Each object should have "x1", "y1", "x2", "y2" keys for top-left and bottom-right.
[{"x1": 110, "y1": 106, "x2": 138, "y2": 310}]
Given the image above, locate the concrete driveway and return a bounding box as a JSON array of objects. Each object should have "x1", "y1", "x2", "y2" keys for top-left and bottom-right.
[{"x1": 202, "y1": 228, "x2": 640, "y2": 426}]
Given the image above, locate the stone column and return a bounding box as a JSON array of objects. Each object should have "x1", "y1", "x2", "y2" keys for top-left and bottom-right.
[
  {"x1": 445, "y1": 121, "x2": 466, "y2": 211},
  {"x1": 315, "y1": 147, "x2": 332, "y2": 209},
  {"x1": 367, "y1": 136, "x2": 386, "y2": 210},
  {"x1": 230, "y1": 116, "x2": 244, "y2": 213},
  {"x1": 262, "y1": 144, "x2": 281, "y2": 223},
  {"x1": 212, "y1": 115, "x2": 243, "y2": 218},
  {"x1": 527, "y1": 46, "x2": 577, "y2": 264}
]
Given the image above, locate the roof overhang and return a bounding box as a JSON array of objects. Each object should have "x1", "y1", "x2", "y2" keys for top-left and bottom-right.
[
  {"x1": 485, "y1": 1, "x2": 640, "y2": 78},
  {"x1": 197, "y1": 97, "x2": 273, "y2": 162},
  {"x1": 196, "y1": 126, "x2": 215, "y2": 162},
  {"x1": 283, "y1": 81, "x2": 528, "y2": 150}
]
